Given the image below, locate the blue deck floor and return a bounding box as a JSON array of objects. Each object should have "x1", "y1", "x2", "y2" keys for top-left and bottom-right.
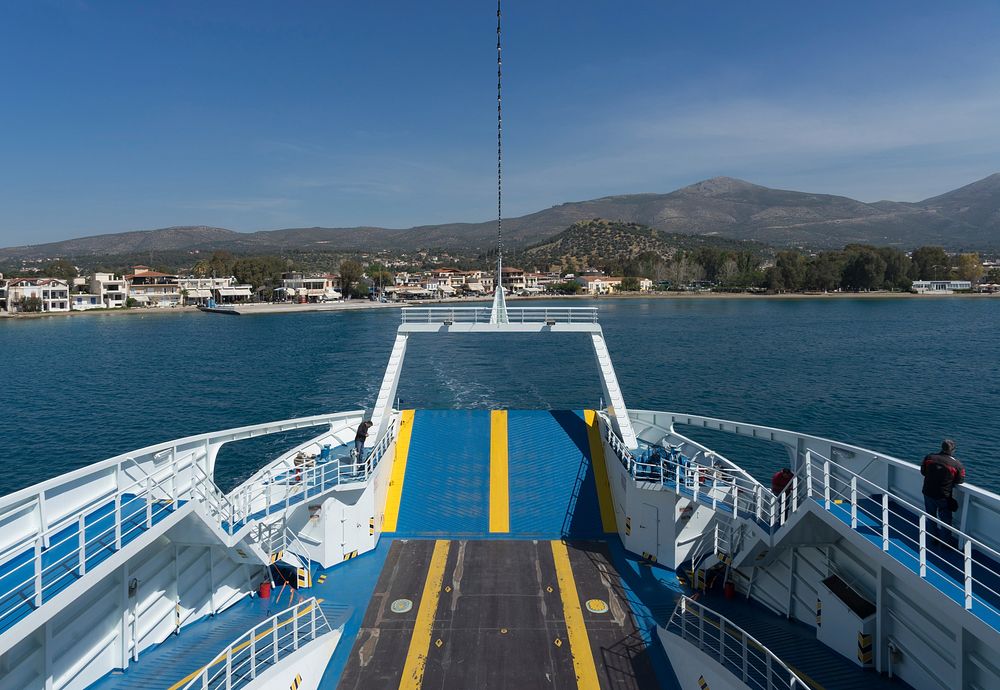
[
  {"x1": 0, "y1": 494, "x2": 179, "y2": 635},
  {"x1": 824, "y1": 497, "x2": 1000, "y2": 630},
  {"x1": 507, "y1": 410, "x2": 605, "y2": 538},
  {"x1": 389, "y1": 409, "x2": 493, "y2": 537}
]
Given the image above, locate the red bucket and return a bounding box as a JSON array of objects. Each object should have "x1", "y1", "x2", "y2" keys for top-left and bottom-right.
[
  {"x1": 724, "y1": 582, "x2": 735, "y2": 599},
  {"x1": 258, "y1": 581, "x2": 272, "y2": 598}
]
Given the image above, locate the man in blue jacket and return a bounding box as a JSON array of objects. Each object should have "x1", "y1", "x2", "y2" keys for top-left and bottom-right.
[{"x1": 921, "y1": 439, "x2": 966, "y2": 547}]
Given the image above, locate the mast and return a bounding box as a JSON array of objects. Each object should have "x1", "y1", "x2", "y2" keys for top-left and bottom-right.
[{"x1": 489, "y1": 0, "x2": 509, "y2": 324}]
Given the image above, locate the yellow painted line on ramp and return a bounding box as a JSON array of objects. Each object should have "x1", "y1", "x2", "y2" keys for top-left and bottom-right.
[
  {"x1": 382, "y1": 409, "x2": 415, "y2": 533},
  {"x1": 489, "y1": 409, "x2": 510, "y2": 533},
  {"x1": 399, "y1": 540, "x2": 450, "y2": 689},
  {"x1": 584, "y1": 410, "x2": 618, "y2": 533},
  {"x1": 551, "y1": 540, "x2": 601, "y2": 689}
]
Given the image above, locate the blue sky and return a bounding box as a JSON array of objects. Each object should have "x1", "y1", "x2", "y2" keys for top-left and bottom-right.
[{"x1": 1, "y1": 1, "x2": 999, "y2": 246}]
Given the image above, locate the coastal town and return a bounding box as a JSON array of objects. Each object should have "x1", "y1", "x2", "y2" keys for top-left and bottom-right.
[
  {"x1": 0, "y1": 256, "x2": 995, "y2": 316},
  {"x1": 0, "y1": 264, "x2": 658, "y2": 314}
]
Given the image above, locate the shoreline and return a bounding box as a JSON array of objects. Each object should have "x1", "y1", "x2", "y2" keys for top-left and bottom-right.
[{"x1": 1, "y1": 290, "x2": 995, "y2": 320}]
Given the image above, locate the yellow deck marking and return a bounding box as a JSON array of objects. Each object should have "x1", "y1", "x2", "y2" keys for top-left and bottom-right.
[
  {"x1": 551, "y1": 540, "x2": 601, "y2": 689},
  {"x1": 382, "y1": 410, "x2": 415, "y2": 532},
  {"x1": 399, "y1": 540, "x2": 451, "y2": 689},
  {"x1": 167, "y1": 598, "x2": 325, "y2": 690},
  {"x1": 489, "y1": 409, "x2": 510, "y2": 533},
  {"x1": 584, "y1": 410, "x2": 618, "y2": 533}
]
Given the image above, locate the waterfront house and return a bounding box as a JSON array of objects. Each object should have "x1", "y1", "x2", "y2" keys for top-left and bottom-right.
[
  {"x1": 0, "y1": 275, "x2": 7, "y2": 312},
  {"x1": 279, "y1": 272, "x2": 341, "y2": 302},
  {"x1": 911, "y1": 279, "x2": 972, "y2": 294},
  {"x1": 4, "y1": 277, "x2": 70, "y2": 312},
  {"x1": 126, "y1": 267, "x2": 182, "y2": 307},
  {"x1": 574, "y1": 274, "x2": 653, "y2": 294},
  {"x1": 90, "y1": 272, "x2": 128, "y2": 308},
  {"x1": 179, "y1": 276, "x2": 254, "y2": 305},
  {"x1": 70, "y1": 293, "x2": 103, "y2": 310}
]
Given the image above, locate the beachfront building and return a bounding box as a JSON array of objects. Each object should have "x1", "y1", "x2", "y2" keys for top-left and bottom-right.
[
  {"x1": 179, "y1": 276, "x2": 254, "y2": 305},
  {"x1": 0, "y1": 276, "x2": 7, "y2": 312},
  {"x1": 279, "y1": 273, "x2": 341, "y2": 302},
  {"x1": 574, "y1": 274, "x2": 654, "y2": 295},
  {"x1": 126, "y1": 266, "x2": 182, "y2": 307},
  {"x1": 911, "y1": 279, "x2": 972, "y2": 294},
  {"x1": 499, "y1": 267, "x2": 528, "y2": 293},
  {"x1": 90, "y1": 272, "x2": 127, "y2": 308},
  {"x1": 4, "y1": 278, "x2": 71, "y2": 312},
  {"x1": 71, "y1": 293, "x2": 103, "y2": 310}
]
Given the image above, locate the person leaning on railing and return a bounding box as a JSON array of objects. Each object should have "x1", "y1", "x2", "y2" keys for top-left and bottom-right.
[{"x1": 921, "y1": 439, "x2": 966, "y2": 548}]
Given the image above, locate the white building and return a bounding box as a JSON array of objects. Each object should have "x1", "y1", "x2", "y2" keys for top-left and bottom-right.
[
  {"x1": 573, "y1": 275, "x2": 653, "y2": 295},
  {"x1": 280, "y1": 273, "x2": 341, "y2": 302},
  {"x1": 911, "y1": 280, "x2": 972, "y2": 294},
  {"x1": 70, "y1": 293, "x2": 103, "y2": 310},
  {"x1": 4, "y1": 278, "x2": 70, "y2": 312},
  {"x1": 90, "y1": 272, "x2": 128, "y2": 308},
  {"x1": 126, "y1": 266, "x2": 182, "y2": 307},
  {"x1": 179, "y1": 276, "x2": 254, "y2": 305}
]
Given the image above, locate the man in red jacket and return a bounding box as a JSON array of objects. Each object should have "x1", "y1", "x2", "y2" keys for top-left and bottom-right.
[
  {"x1": 771, "y1": 468, "x2": 794, "y2": 521},
  {"x1": 921, "y1": 439, "x2": 965, "y2": 547}
]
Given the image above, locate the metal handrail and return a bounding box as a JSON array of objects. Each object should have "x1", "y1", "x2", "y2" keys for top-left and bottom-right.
[
  {"x1": 0, "y1": 456, "x2": 187, "y2": 630},
  {"x1": 400, "y1": 306, "x2": 598, "y2": 324},
  {"x1": 224, "y1": 421, "x2": 397, "y2": 533},
  {"x1": 797, "y1": 450, "x2": 1000, "y2": 621},
  {"x1": 665, "y1": 596, "x2": 807, "y2": 690},
  {"x1": 180, "y1": 597, "x2": 334, "y2": 690}
]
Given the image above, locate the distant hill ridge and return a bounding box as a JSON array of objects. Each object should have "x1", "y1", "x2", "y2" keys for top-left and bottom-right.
[{"x1": 2, "y1": 174, "x2": 998, "y2": 260}]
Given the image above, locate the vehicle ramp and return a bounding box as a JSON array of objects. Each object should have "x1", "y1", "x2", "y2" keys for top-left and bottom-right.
[{"x1": 383, "y1": 409, "x2": 614, "y2": 539}]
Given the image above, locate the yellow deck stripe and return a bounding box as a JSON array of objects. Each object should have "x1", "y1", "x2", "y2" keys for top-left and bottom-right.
[
  {"x1": 399, "y1": 540, "x2": 450, "y2": 689},
  {"x1": 584, "y1": 410, "x2": 617, "y2": 533},
  {"x1": 167, "y1": 598, "x2": 325, "y2": 690},
  {"x1": 551, "y1": 540, "x2": 600, "y2": 689},
  {"x1": 489, "y1": 409, "x2": 510, "y2": 533},
  {"x1": 382, "y1": 409, "x2": 415, "y2": 532}
]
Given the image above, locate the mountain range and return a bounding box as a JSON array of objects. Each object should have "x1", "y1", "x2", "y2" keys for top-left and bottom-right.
[{"x1": 2, "y1": 174, "x2": 998, "y2": 262}]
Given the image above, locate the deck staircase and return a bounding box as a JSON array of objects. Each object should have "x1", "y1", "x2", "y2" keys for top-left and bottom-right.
[{"x1": 605, "y1": 426, "x2": 1000, "y2": 635}]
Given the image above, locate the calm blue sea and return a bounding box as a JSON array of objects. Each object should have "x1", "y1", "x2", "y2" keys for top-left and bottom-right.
[{"x1": 1, "y1": 297, "x2": 997, "y2": 495}]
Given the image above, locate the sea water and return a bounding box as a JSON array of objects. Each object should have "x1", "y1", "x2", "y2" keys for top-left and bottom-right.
[{"x1": 1, "y1": 297, "x2": 997, "y2": 494}]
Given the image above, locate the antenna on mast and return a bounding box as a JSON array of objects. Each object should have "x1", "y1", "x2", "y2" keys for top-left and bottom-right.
[{"x1": 490, "y1": 0, "x2": 509, "y2": 324}]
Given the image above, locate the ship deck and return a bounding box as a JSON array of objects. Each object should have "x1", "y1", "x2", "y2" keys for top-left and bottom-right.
[{"x1": 82, "y1": 410, "x2": 915, "y2": 689}]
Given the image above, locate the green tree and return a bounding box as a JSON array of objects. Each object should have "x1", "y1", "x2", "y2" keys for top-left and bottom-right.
[
  {"x1": 840, "y1": 248, "x2": 887, "y2": 291},
  {"x1": 956, "y1": 253, "x2": 984, "y2": 282},
  {"x1": 232, "y1": 256, "x2": 287, "y2": 299},
  {"x1": 769, "y1": 251, "x2": 807, "y2": 292},
  {"x1": 338, "y1": 259, "x2": 364, "y2": 298},
  {"x1": 877, "y1": 247, "x2": 912, "y2": 290},
  {"x1": 910, "y1": 246, "x2": 951, "y2": 280},
  {"x1": 548, "y1": 281, "x2": 583, "y2": 295},
  {"x1": 367, "y1": 263, "x2": 394, "y2": 292},
  {"x1": 192, "y1": 251, "x2": 235, "y2": 278},
  {"x1": 44, "y1": 259, "x2": 77, "y2": 280},
  {"x1": 619, "y1": 277, "x2": 641, "y2": 292},
  {"x1": 18, "y1": 296, "x2": 43, "y2": 312},
  {"x1": 804, "y1": 251, "x2": 846, "y2": 291}
]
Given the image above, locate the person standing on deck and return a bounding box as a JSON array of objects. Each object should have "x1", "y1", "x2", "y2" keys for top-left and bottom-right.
[
  {"x1": 354, "y1": 420, "x2": 373, "y2": 459},
  {"x1": 921, "y1": 439, "x2": 965, "y2": 547}
]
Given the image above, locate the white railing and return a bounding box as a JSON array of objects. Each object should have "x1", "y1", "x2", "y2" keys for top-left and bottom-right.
[
  {"x1": 181, "y1": 597, "x2": 335, "y2": 690},
  {"x1": 400, "y1": 306, "x2": 598, "y2": 324},
  {"x1": 0, "y1": 455, "x2": 186, "y2": 632},
  {"x1": 632, "y1": 435, "x2": 1000, "y2": 629},
  {"x1": 224, "y1": 422, "x2": 397, "y2": 534},
  {"x1": 790, "y1": 449, "x2": 1000, "y2": 626},
  {"x1": 665, "y1": 596, "x2": 807, "y2": 690},
  {"x1": 0, "y1": 411, "x2": 368, "y2": 635}
]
